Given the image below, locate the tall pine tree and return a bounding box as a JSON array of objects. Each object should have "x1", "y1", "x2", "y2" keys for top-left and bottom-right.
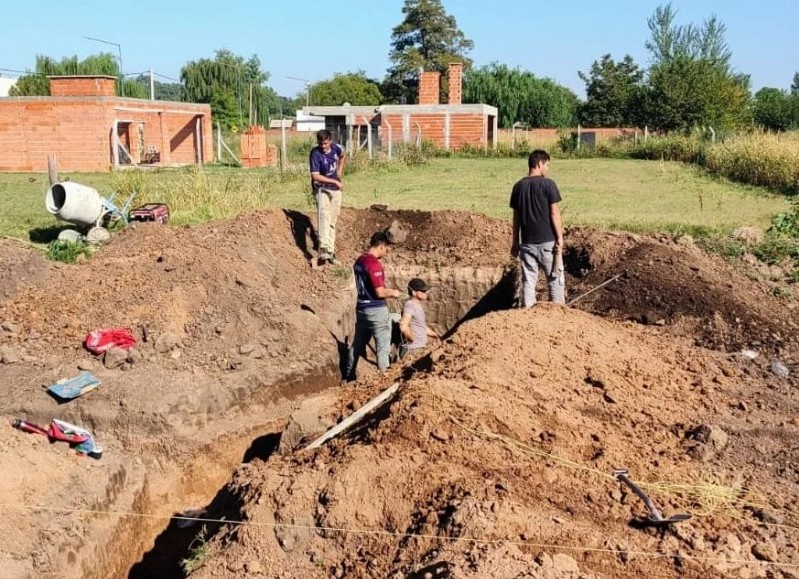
[{"x1": 383, "y1": 0, "x2": 473, "y2": 104}]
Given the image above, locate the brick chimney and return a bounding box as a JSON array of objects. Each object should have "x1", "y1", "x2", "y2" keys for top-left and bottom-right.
[
  {"x1": 49, "y1": 75, "x2": 117, "y2": 97},
  {"x1": 448, "y1": 63, "x2": 463, "y2": 105},
  {"x1": 418, "y1": 71, "x2": 441, "y2": 105}
]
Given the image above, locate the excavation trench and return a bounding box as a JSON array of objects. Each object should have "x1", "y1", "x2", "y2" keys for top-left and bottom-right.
[{"x1": 88, "y1": 264, "x2": 517, "y2": 579}]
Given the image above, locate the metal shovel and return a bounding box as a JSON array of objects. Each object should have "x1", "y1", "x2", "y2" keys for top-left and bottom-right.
[{"x1": 613, "y1": 469, "x2": 691, "y2": 527}]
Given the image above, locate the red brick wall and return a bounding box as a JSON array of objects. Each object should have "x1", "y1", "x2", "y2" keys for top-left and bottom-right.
[
  {"x1": 419, "y1": 72, "x2": 441, "y2": 105},
  {"x1": 449, "y1": 114, "x2": 485, "y2": 149},
  {"x1": 0, "y1": 98, "x2": 212, "y2": 172},
  {"x1": 448, "y1": 63, "x2": 463, "y2": 105},
  {"x1": 50, "y1": 76, "x2": 117, "y2": 97},
  {"x1": 380, "y1": 112, "x2": 486, "y2": 149},
  {"x1": 0, "y1": 100, "x2": 110, "y2": 172},
  {"x1": 118, "y1": 101, "x2": 213, "y2": 167},
  {"x1": 496, "y1": 127, "x2": 641, "y2": 147}
]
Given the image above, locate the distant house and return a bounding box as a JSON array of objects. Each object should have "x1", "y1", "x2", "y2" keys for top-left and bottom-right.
[
  {"x1": 0, "y1": 76, "x2": 17, "y2": 97},
  {"x1": 301, "y1": 63, "x2": 498, "y2": 151},
  {"x1": 295, "y1": 110, "x2": 325, "y2": 132},
  {"x1": 0, "y1": 75, "x2": 212, "y2": 172}
]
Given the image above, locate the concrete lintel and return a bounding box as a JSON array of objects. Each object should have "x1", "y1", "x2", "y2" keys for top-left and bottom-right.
[
  {"x1": 0, "y1": 95, "x2": 209, "y2": 111},
  {"x1": 303, "y1": 103, "x2": 498, "y2": 117}
]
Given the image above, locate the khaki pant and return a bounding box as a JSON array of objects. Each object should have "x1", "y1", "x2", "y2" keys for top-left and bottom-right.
[{"x1": 316, "y1": 188, "x2": 342, "y2": 255}]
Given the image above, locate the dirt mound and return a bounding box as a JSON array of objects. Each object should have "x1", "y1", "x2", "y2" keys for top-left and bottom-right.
[
  {"x1": 336, "y1": 208, "x2": 512, "y2": 268},
  {"x1": 0, "y1": 239, "x2": 51, "y2": 302},
  {"x1": 565, "y1": 229, "x2": 799, "y2": 355},
  {"x1": 2, "y1": 208, "x2": 798, "y2": 578},
  {"x1": 189, "y1": 306, "x2": 799, "y2": 579},
  {"x1": 0, "y1": 207, "x2": 515, "y2": 578}
]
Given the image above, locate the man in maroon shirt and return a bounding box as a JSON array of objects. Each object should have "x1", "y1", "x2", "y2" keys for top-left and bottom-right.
[{"x1": 344, "y1": 231, "x2": 401, "y2": 382}]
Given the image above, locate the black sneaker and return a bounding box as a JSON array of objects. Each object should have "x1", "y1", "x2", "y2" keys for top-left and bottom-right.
[
  {"x1": 328, "y1": 254, "x2": 341, "y2": 266},
  {"x1": 318, "y1": 250, "x2": 332, "y2": 266}
]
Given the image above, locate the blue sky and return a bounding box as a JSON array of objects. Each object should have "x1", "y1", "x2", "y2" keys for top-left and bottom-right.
[{"x1": 1, "y1": 0, "x2": 796, "y2": 98}]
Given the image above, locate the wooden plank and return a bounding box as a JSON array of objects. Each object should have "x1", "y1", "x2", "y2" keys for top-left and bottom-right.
[{"x1": 304, "y1": 382, "x2": 400, "y2": 451}]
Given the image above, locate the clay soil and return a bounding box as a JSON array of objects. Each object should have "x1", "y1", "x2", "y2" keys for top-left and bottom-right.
[{"x1": 0, "y1": 207, "x2": 798, "y2": 579}]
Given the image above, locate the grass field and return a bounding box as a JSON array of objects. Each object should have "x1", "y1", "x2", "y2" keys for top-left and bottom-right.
[{"x1": 0, "y1": 157, "x2": 789, "y2": 243}]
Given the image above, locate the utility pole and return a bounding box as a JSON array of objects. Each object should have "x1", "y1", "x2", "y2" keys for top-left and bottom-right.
[
  {"x1": 286, "y1": 76, "x2": 311, "y2": 107},
  {"x1": 149, "y1": 68, "x2": 155, "y2": 100},
  {"x1": 83, "y1": 36, "x2": 123, "y2": 96},
  {"x1": 248, "y1": 82, "x2": 253, "y2": 126}
]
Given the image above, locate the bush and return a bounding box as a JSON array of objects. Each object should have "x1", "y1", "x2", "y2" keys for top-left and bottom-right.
[{"x1": 46, "y1": 240, "x2": 92, "y2": 263}]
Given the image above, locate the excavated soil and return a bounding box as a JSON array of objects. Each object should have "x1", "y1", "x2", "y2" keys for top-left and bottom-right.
[
  {"x1": 0, "y1": 208, "x2": 798, "y2": 579},
  {"x1": 190, "y1": 306, "x2": 799, "y2": 579}
]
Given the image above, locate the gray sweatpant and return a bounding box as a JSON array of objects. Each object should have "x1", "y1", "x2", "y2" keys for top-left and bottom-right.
[
  {"x1": 346, "y1": 305, "x2": 392, "y2": 380},
  {"x1": 519, "y1": 241, "x2": 565, "y2": 307}
]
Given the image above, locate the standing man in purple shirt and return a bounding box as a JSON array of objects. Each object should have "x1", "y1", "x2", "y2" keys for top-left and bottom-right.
[{"x1": 309, "y1": 129, "x2": 347, "y2": 266}]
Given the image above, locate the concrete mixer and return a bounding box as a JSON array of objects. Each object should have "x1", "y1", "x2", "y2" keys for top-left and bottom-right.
[{"x1": 45, "y1": 182, "x2": 136, "y2": 243}]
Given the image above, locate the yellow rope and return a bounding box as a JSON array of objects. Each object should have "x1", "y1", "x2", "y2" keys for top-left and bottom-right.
[
  {"x1": 450, "y1": 417, "x2": 797, "y2": 531},
  {"x1": 1, "y1": 502, "x2": 797, "y2": 569}
]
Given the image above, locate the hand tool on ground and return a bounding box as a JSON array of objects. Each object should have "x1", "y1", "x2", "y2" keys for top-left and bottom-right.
[
  {"x1": 613, "y1": 469, "x2": 691, "y2": 527},
  {"x1": 567, "y1": 273, "x2": 624, "y2": 306},
  {"x1": 12, "y1": 418, "x2": 103, "y2": 459}
]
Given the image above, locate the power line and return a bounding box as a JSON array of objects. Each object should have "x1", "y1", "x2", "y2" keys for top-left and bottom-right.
[
  {"x1": 0, "y1": 67, "x2": 37, "y2": 76},
  {"x1": 153, "y1": 72, "x2": 181, "y2": 83}
]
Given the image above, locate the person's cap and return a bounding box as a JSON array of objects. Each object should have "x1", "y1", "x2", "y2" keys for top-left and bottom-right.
[{"x1": 408, "y1": 278, "x2": 431, "y2": 292}]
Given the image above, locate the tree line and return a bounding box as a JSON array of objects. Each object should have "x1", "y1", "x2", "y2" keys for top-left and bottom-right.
[{"x1": 9, "y1": 1, "x2": 799, "y2": 132}]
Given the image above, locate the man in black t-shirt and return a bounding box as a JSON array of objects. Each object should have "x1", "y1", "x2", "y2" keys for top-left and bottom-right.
[{"x1": 509, "y1": 149, "x2": 565, "y2": 306}]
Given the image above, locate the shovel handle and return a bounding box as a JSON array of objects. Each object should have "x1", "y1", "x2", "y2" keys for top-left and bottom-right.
[{"x1": 614, "y1": 470, "x2": 664, "y2": 521}]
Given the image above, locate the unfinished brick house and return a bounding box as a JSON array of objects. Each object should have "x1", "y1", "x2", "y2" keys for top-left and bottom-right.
[
  {"x1": 0, "y1": 75, "x2": 212, "y2": 172},
  {"x1": 302, "y1": 63, "x2": 498, "y2": 151}
]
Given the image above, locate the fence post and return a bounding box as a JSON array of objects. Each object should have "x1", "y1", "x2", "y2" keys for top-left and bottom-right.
[
  {"x1": 708, "y1": 126, "x2": 716, "y2": 143},
  {"x1": 644, "y1": 125, "x2": 649, "y2": 144},
  {"x1": 281, "y1": 121, "x2": 287, "y2": 172},
  {"x1": 47, "y1": 155, "x2": 59, "y2": 186},
  {"x1": 414, "y1": 122, "x2": 422, "y2": 148},
  {"x1": 511, "y1": 121, "x2": 523, "y2": 151},
  {"x1": 195, "y1": 116, "x2": 203, "y2": 167},
  {"x1": 216, "y1": 123, "x2": 221, "y2": 162},
  {"x1": 364, "y1": 117, "x2": 373, "y2": 159},
  {"x1": 385, "y1": 120, "x2": 393, "y2": 159},
  {"x1": 576, "y1": 124, "x2": 582, "y2": 152}
]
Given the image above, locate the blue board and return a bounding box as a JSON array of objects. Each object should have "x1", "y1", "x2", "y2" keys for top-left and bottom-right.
[{"x1": 48, "y1": 371, "x2": 101, "y2": 401}]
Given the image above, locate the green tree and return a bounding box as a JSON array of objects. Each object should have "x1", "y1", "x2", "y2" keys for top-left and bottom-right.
[
  {"x1": 133, "y1": 74, "x2": 185, "y2": 101},
  {"x1": 644, "y1": 56, "x2": 750, "y2": 131},
  {"x1": 753, "y1": 88, "x2": 795, "y2": 131},
  {"x1": 463, "y1": 63, "x2": 577, "y2": 128},
  {"x1": 791, "y1": 72, "x2": 799, "y2": 95},
  {"x1": 385, "y1": 0, "x2": 474, "y2": 103},
  {"x1": 9, "y1": 53, "x2": 144, "y2": 97},
  {"x1": 181, "y1": 49, "x2": 281, "y2": 130},
  {"x1": 309, "y1": 72, "x2": 382, "y2": 106},
  {"x1": 645, "y1": 3, "x2": 732, "y2": 70},
  {"x1": 640, "y1": 4, "x2": 749, "y2": 131},
  {"x1": 9, "y1": 74, "x2": 49, "y2": 96},
  {"x1": 578, "y1": 54, "x2": 644, "y2": 127}
]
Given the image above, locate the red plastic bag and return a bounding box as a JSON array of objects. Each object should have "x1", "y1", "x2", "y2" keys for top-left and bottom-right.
[{"x1": 84, "y1": 328, "x2": 136, "y2": 354}]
